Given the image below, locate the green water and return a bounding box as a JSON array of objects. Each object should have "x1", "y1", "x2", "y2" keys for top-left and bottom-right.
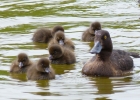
[{"x1": 0, "y1": 0, "x2": 140, "y2": 100}]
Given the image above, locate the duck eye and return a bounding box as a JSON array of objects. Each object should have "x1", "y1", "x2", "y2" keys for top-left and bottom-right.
[{"x1": 104, "y1": 35, "x2": 107, "y2": 40}]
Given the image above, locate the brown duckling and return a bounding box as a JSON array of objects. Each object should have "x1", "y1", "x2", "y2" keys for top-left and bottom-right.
[
  {"x1": 51, "y1": 25, "x2": 64, "y2": 36},
  {"x1": 27, "y1": 58, "x2": 55, "y2": 80},
  {"x1": 48, "y1": 44, "x2": 76, "y2": 64},
  {"x1": 32, "y1": 28, "x2": 52, "y2": 43},
  {"x1": 82, "y1": 30, "x2": 134, "y2": 77},
  {"x1": 82, "y1": 21, "x2": 101, "y2": 42},
  {"x1": 48, "y1": 31, "x2": 75, "y2": 50},
  {"x1": 10, "y1": 53, "x2": 32, "y2": 73}
]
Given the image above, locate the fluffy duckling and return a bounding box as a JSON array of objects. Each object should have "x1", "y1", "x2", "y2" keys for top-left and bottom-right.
[
  {"x1": 82, "y1": 21, "x2": 101, "y2": 42},
  {"x1": 48, "y1": 44, "x2": 76, "y2": 64},
  {"x1": 82, "y1": 30, "x2": 134, "y2": 77},
  {"x1": 51, "y1": 25, "x2": 64, "y2": 36},
  {"x1": 48, "y1": 31, "x2": 75, "y2": 50},
  {"x1": 10, "y1": 53, "x2": 32, "y2": 73},
  {"x1": 32, "y1": 28, "x2": 52, "y2": 43},
  {"x1": 27, "y1": 58, "x2": 55, "y2": 80}
]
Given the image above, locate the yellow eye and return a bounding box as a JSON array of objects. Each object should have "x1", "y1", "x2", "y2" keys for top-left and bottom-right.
[{"x1": 104, "y1": 35, "x2": 107, "y2": 40}]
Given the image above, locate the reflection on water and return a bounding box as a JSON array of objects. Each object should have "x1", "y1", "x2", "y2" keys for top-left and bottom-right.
[
  {"x1": 9, "y1": 73, "x2": 27, "y2": 82},
  {"x1": 36, "y1": 80, "x2": 49, "y2": 88},
  {"x1": 52, "y1": 64, "x2": 75, "y2": 75},
  {"x1": 94, "y1": 77, "x2": 114, "y2": 94},
  {"x1": 0, "y1": 0, "x2": 140, "y2": 100}
]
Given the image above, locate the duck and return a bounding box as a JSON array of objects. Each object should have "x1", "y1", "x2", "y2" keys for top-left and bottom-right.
[
  {"x1": 48, "y1": 31, "x2": 75, "y2": 50},
  {"x1": 82, "y1": 30, "x2": 134, "y2": 77},
  {"x1": 82, "y1": 21, "x2": 101, "y2": 42},
  {"x1": 48, "y1": 44, "x2": 76, "y2": 64},
  {"x1": 32, "y1": 28, "x2": 52, "y2": 43},
  {"x1": 10, "y1": 53, "x2": 33, "y2": 73},
  {"x1": 51, "y1": 25, "x2": 64, "y2": 36},
  {"x1": 27, "y1": 58, "x2": 55, "y2": 80}
]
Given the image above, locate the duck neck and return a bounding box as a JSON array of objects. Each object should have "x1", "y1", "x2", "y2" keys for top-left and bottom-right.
[{"x1": 96, "y1": 50, "x2": 112, "y2": 61}]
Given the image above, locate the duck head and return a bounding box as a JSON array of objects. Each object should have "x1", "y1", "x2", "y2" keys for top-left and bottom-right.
[
  {"x1": 51, "y1": 25, "x2": 64, "y2": 36},
  {"x1": 89, "y1": 21, "x2": 101, "y2": 35},
  {"x1": 90, "y1": 30, "x2": 113, "y2": 59},
  {"x1": 36, "y1": 58, "x2": 51, "y2": 73},
  {"x1": 54, "y1": 31, "x2": 65, "y2": 45},
  {"x1": 17, "y1": 53, "x2": 29, "y2": 68},
  {"x1": 48, "y1": 44, "x2": 63, "y2": 60}
]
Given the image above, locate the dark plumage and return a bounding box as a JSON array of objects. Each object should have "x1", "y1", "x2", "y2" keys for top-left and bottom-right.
[
  {"x1": 113, "y1": 49, "x2": 140, "y2": 58},
  {"x1": 10, "y1": 53, "x2": 32, "y2": 73},
  {"x1": 32, "y1": 28, "x2": 52, "y2": 43},
  {"x1": 82, "y1": 30, "x2": 134, "y2": 77},
  {"x1": 48, "y1": 44, "x2": 76, "y2": 64},
  {"x1": 51, "y1": 25, "x2": 64, "y2": 36},
  {"x1": 27, "y1": 58, "x2": 55, "y2": 80},
  {"x1": 82, "y1": 21, "x2": 101, "y2": 42},
  {"x1": 48, "y1": 31, "x2": 75, "y2": 50}
]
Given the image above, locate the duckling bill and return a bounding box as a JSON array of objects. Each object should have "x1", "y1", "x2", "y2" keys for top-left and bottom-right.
[{"x1": 82, "y1": 30, "x2": 134, "y2": 77}]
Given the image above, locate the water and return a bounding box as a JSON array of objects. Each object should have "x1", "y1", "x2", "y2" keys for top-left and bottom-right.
[{"x1": 0, "y1": 0, "x2": 140, "y2": 100}]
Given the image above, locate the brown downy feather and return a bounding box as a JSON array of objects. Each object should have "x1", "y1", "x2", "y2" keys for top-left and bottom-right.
[
  {"x1": 51, "y1": 25, "x2": 64, "y2": 36},
  {"x1": 82, "y1": 21, "x2": 101, "y2": 42},
  {"x1": 10, "y1": 53, "x2": 33, "y2": 73},
  {"x1": 48, "y1": 31, "x2": 75, "y2": 50},
  {"x1": 48, "y1": 44, "x2": 76, "y2": 64},
  {"x1": 27, "y1": 58, "x2": 55, "y2": 80},
  {"x1": 32, "y1": 28, "x2": 52, "y2": 43}
]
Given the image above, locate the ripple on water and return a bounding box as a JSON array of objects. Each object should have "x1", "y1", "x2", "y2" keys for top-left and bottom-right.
[{"x1": 0, "y1": 0, "x2": 140, "y2": 100}]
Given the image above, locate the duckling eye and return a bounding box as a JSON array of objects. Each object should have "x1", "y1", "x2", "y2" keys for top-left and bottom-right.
[{"x1": 104, "y1": 35, "x2": 107, "y2": 40}]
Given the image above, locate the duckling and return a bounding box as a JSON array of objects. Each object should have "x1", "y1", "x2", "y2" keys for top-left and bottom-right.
[
  {"x1": 32, "y1": 28, "x2": 52, "y2": 43},
  {"x1": 27, "y1": 58, "x2": 55, "y2": 80},
  {"x1": 48, "y1": 31, "x2": 75, "y2": 50},
  {"x1": 48, "y1": 44, "x2": 76, "y2": 64},
  {"x1": 82, "y1": 30, "x2": 134, "y2": 77},
  {"x1": 82, "y1": 21, "x2": 101, "y2": 42},
  {"x1": 10, "y1": 53, "x2": 32, "y2": 73},
  {"x1": 51, "y1": 25, "x2": 64, "y2": 36}
]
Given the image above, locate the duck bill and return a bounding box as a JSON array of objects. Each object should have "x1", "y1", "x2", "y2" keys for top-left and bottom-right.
[
  {"x1": 90, "y1": 41, "x2": 102, "y2": 54},
  {"x1": 94, "y1": 30, "x2": 98, "y2": 34},
  {"x1": 45, "y1": 68, "x2": 50, "y2": 73},
  {"x1": 59, "y1": 40, "x2": 64, "y2": 45},
  {"x1": 19, "y1": 62, "x2": 23, "y2": 68}
]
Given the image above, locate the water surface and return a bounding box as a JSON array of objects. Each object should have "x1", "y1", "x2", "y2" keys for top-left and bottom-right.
[{"x1": 0, "y1": 0, "x2": 140, "y2": 100}]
